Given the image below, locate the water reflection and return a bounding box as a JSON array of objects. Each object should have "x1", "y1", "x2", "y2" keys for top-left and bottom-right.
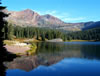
[
  {"x1": 0, "y1": 47, "x2": 17, "y2": 76},
  {"x1": 6, "y1": 58, "x2": 100, "y2": 76},
  {"x1": 36, "y1": 42, "x2": 100, "y2": 60},
  {"x1": 5, "y1": 42, "x2": 100, "y2": 76}
]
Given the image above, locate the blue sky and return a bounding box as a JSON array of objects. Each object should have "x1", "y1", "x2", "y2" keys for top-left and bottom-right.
[{"x1": 2, "y1": 0, "x2": 100, "y2": 23}]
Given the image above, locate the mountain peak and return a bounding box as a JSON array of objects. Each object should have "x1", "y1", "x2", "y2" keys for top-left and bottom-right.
[
  {"x1": 43, "y1": 14, "x2": 54, "y2": 19},
  {"x1": 45, "y1": 14, "x2": 52, "y2": 16},
  {"x1": 6, "y1": 9, "x2": 65, "y2": 27},
  {"x1": 21, "y1": 9, "x2": 35, "y2": 13},
  {"x1": 23, "y1": 9, "x2": 32, "y2": 12},
  {"x1": 5, "y1": 9, "x2": 99, "y2": 31}
]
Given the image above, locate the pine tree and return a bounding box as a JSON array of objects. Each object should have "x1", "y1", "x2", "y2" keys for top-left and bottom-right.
[
  {"x1": 0, "y1": 1, "x2": 17, "y2": 76},
  {"x1": 41, "y1": 32, "x2": 45, "y2": 41},
  {"x1": 0, "y1": 1, "x2": 9, "y2": 76},
  {"x1": 36, "y1": 29, "x2": 39, "y2": 40},
  {"x1": 7, "y1": 23, "x2": 14, "y2": 40}
]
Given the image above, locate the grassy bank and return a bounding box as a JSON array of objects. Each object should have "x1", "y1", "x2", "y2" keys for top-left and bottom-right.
[
  {"x1": 67, "y1": 40, "x2": 95, "y2": 42},
  {"x1": 4, "y1": 40, "x2": 37, "y2": 56}
]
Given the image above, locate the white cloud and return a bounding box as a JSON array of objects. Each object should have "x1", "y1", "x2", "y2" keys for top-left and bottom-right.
[
  {"x1": 45, "y1": 10, "x2": 57, "y2": 15},
  {"x1": 34, "y1": 10, "x2": 69, "y2": 16},
  {"x1": 33, "y1": 10, "x2": 86, "y2": 22},
  {"x1": 34, "y1": 10, "x2": 58, "y2": 16},
  {"x1": 63, "y1": 17, "x2": 86, "y2": 21}
]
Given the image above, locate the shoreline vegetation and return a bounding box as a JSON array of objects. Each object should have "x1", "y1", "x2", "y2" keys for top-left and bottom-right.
[
  {"x1": 3, "y1": 24, "x2": 100, "y2": 55},
  {"x1": 4, "y1": 40, "x2": 37, "y2": 56},
  {"x1": 4, "y1": 38, "x2": 99, "y2": 56},
  {"x1": 3, "y1": 24, "x2": 100, "y2": 42}
]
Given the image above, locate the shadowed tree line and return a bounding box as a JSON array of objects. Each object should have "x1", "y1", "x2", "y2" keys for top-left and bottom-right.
[
  {"x1": 0, "y1": 1, "x2": 17, "y2": 76},
  {"x1": 66, "y1": 28, "x2": 100, "y2": 41},
  {"x1": 3, "y1": 24, "x2": 67, "y2": 41},
  {"x1": 3, "y1": 23, "x2": 100, "y2": 41}
]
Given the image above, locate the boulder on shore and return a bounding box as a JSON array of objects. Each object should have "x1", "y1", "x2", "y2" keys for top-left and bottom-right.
[
  {"x1": 47, "y1": 38, "x2": 63, "y2": 42},
  {"x1": 5, "y1": 45, "x2": 30, "y2": 54}
]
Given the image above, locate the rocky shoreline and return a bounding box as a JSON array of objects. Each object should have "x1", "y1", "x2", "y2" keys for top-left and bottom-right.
[{"x1": 4, "y1": 45, "x2": 30, "y2": 54}]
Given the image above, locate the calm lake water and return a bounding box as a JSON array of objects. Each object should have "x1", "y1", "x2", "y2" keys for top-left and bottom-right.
[{"x1": 5, "y1": 42, "x2": 100, "y2": 76}]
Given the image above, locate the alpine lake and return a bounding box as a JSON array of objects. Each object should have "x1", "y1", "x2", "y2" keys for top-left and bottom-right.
[{"x1": 4, "y1": 42, "x2": 100, "y2": 76}]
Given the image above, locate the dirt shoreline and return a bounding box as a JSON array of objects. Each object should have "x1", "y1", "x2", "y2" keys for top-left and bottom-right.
[{"x1": 4, "y1": 45, "x2": 30, "y2": 54}]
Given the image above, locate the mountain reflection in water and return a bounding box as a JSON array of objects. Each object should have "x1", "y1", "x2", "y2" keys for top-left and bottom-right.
[
  {"x1": 5, "y1": 42, "x2": 100, "y2": 76},
  {"x1": 6, "y1": 58, "x2": 100, "y2": 76}
]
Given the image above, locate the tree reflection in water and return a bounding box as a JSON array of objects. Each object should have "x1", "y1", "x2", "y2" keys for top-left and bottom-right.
[
  {"x1": 0, "y1": 48, "x2": 17, "y2": 76},
  {"x1": 4, "y1": 42, "x2": 100, "y2": 72},
  {"x1": 0, "y1": 1, "x2": 17, "y2": 76}
]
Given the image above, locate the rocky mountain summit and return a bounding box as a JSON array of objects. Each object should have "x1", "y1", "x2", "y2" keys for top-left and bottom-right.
[
  {"x1": 5, "y1": 9, "x2": 64, "y2": 26},
  {"x1": 4, "y1": 9, "x2": 100, "y2": 31}
]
